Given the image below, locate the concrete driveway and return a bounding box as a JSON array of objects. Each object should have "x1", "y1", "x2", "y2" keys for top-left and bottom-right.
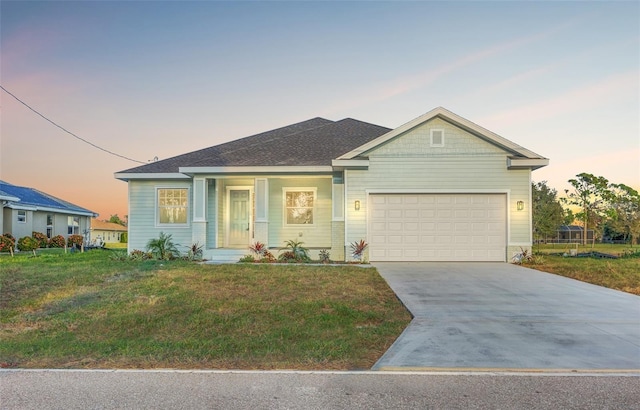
[{"x1": 372, "y1": 262, "x2": 640, "y2": 371}]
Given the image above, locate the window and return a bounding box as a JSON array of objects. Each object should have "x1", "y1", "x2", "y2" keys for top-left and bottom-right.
[
  {"x1": 47, "y1": 214, "x2": 54, "y2": 238},
  {"x1": 158, "y1": 188, "x2": 188, "y2": 225},
  {"x1": 17, "y1": 210, "x2": 27, "y2": 223},
  {"x1": 430, "y1": 129, "x2": 445, "y2": 147},
  {"x1": 67, "y1": 216, "x2": 79, "y2": 235},
  {"x1": 284, "y1": 189, "x2": 315, "y2": 225}
]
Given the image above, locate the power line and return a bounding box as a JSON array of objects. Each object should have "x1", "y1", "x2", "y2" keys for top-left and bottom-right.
[{"x1": 0, "y1": 85, "x2": 146, "y2": 164}]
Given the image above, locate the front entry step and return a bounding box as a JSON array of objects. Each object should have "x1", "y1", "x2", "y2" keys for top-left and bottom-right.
[{"x1": 204, "y1": 248, "x2": 247, "y2": 263}]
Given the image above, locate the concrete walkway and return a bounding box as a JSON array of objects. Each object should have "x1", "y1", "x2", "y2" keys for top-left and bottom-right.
[{"x1": 372, "y1": 262, "x2": 640, "y2": 371}]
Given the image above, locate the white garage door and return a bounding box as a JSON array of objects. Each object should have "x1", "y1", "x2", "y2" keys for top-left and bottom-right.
[{"x1": 369, "y1": 194, "x2": 506, "y2": 262}]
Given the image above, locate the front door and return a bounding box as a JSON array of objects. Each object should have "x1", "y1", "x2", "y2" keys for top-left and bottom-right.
[{"x1": 228, "y1": 189, "x2": 251, "y2": 247}]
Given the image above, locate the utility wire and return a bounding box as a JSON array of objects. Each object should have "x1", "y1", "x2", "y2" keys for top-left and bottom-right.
[{"x1": 1, "y1": 85, "x2": 146, "y2": 164}]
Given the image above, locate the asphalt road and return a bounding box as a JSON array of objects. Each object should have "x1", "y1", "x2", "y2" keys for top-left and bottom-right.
[{"x1": 2, "y1": 370, "x2": 639, "y2": 409}]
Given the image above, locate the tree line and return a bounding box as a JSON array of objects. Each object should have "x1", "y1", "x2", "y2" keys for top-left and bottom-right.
[{"x1": 533, "y1": 173, "x2": 640, "y2": 245}]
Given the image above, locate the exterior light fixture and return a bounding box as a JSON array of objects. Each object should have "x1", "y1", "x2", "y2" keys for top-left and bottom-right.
[
  {"x1": 517, "y1": 200, "x2": 525, "y2": 211},
  {"x1": 355, "y1": 200, "x2": 361, "y2": 211}
]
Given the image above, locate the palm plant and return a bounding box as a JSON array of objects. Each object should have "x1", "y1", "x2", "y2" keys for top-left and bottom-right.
[
  {"x1": 279, "y1": 239, "x2": 310, "y2": 262},
  {"x1": 146, "y1": 232, "x2": 179, "y2": 260}
]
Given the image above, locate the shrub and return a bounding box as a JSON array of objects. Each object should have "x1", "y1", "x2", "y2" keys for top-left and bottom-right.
[
  {"x1": 49, "y1": 235, "x2": 66, "y2": 248},
  {"x1": 120, "y1": 232, "x2": 128, "y2": 243},
  {"x1": 185, "y1": 242, "x2": 204, "y2": 261},
  {"x1": 146, "y1": 232, "x2": 179, "y2": 260},
  {"x1": 0, "y1": 234, "x2": 15, "y2": 256},
  {"x1": 130, "y1": 249, "x2": 153, "y2": 261},
  {"x1": 239, "y1": 255, "x2": 256, "y2": 263},
  {"x1": 279, "y1": 239, "x2": 310, "y2": 263},
  {"x1": 350, "y1": 239, "x2": 368, "y2": 262},
  {"x1": 620, "y1": 248, "x2": 640, "y2": 259},
  {"x1": 67, "y1": 234, "x2": 84, "y2": 248},
  {"x1": 319, "y1": 249, "x2": 331, "y2": 264},
  {"x1": 3, "y1": 233, "x2": 15, "y2": 243},
  {"x1": 32, "y1": 231, "x2": 48, "y2": 248},
  {"x1": 249, "y1": 241, "x2": 276, "y2": 262},
  {"x1": 109, "y1": 251, "x2": 129, "y2": 261},
  {"x1": 17, "y1": 236, "x2": 39, "y2": 256},
  {"x1": 511, "y1": 247, "x2": 533, "y2": 264}
]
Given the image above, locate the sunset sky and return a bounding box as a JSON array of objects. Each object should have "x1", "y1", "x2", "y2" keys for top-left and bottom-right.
[{"x1": 1, "y1": 1, "x2": 638, "y2": 220}]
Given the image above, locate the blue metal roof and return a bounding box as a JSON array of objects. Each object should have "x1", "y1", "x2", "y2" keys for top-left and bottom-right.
[{"x1": 0, "y1": 181, "x2": 96, "y2": 216}]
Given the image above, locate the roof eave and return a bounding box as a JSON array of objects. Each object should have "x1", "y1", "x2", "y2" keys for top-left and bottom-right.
[
  {"x1": 179, "y1": 166, "x2": 333, "y2": 175},
  {"x1": 0, "y1": 195, "x2": 20, "y2": 203},
  {"x1": 507, "y1": 158, "x2": 550, "y2": 170},
  {"x1": 331, "y1": 159, "x2": 370, "y2": 170},
  {"x1": 6, "y1": 202, "x2": 97, "y2": 217},
  {"x1": 114, "y1": 172, "x2": 191, "y2": 181}
]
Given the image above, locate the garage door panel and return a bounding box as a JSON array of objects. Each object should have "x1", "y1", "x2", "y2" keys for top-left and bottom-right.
[{"x1": 369, "y1": 194, "x2": 506, "y2": 262}]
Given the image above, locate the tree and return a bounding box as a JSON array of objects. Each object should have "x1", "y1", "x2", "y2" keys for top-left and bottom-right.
[
  {"x1": 562, "y1": 173, "x2": 610, "y2": 245},
  {"x1": 531, "y1": 181, "x2": 564, "y2": 243},
  {"x1": 606, "y1": 183, "x2": 640, "y2": 244},
  {"x1": 108, "y1": 214, "x2": 126, "y2": 226}
]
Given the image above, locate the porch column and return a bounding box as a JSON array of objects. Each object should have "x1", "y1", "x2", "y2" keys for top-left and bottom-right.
[
  {"x1": 332, "y1": 173, "x2": 345, "y2": 261},
  {"x1": 254, "y1": 178, "x2": 268, "y2": 244},
  {"x1": 192, "y1": 177, "x2": 207, "y2": 246}
]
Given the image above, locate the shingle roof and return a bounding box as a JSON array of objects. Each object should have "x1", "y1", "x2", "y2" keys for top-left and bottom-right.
[
  {"x1": 91, "y1": 219, "x2": 128, "y2": 232},
  {"x1": 118, "y1": 117, "x2": 391, "y2": 174},
  {"x1": 0, "y1": 181, "x2": 96, "y2": 216}
]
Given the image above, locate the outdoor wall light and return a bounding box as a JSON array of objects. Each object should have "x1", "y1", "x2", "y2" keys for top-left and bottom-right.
[
  {"x1": 517, "y1": 200, "x2": 525, "y2": 211},
  {"x1": 355, "y1": 200, "x2": 361, "y2": 211}
]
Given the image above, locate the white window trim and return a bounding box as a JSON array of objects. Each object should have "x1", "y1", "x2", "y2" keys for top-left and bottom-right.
[
  {"x1": 283, "y1": 187, "x2": 317, "y2": 226},
  {"x1": 155, "y1": 187, "x2": 190, "y2": 228},
  {"x1": 17, "y1": 210, "x2": 27, "y2": 223},
  {"x1": 67, "y1": 216, "x2": 80, "y2": 235},
  {"x1": 430, "y1": 128, "x2": 445, "y2": 147}
]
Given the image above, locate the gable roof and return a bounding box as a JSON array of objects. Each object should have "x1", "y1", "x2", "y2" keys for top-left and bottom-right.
[
  {"x1": 0, "y1": 181, "x2": 97, "y2": 217},
  {"x1": 90, "y1": 219, "x2": 128, "y2": 232},
  {"x1": 116, "y1": 117, "x2": 391, "y2": 178},
  {"x1": 337, "y1": 107, "x2": 549, "y2": 169}
]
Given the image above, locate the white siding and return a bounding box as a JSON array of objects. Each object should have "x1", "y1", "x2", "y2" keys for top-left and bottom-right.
[
  {"x1": 128, "y1": 180, "x2": 194, "y2": 253},
  {"x1": 268, "y1": 177, "x2": 332, "y2": 248}
]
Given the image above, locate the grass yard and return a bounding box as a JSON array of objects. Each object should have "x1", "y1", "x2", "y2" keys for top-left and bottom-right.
[
  {"x1": 527, "y1": 249, "x2": 640, "y2": 296},
  {"x1": 0, "y1": 250, "x2": 411, "y2": 370}
]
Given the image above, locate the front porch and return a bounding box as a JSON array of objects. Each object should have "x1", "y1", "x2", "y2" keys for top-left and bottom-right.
[{"x1": 189, "y1": 175, "x2": 346, "y2": 263}]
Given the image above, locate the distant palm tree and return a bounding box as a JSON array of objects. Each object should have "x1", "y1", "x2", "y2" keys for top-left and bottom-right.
[{"x1": 146, "y1": 232, "x2": 179, "y2": 260}]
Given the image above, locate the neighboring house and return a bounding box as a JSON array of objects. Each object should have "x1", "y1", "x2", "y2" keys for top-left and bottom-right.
[
  {"x1": 555, "y1": 225, "x2": 595, "y2": 244},
  {"x1": 115, "y1": 107, "x2": 548, "y2": 262},
  {"x1": 0, "y1": 188, "x2": 21, "y2": 238},
  {"x1": 0, "y1": 181, "x2": 97, "y2": 243},
  {"x1": 90, "y1": 219, "x2": 128, "y2": 245}
]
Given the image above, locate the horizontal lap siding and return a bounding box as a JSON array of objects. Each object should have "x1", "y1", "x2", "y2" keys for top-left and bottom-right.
[
  {"x1": 128, "y1": 180, "x2": 193, "y2": 253},
  {"x1": 268, "y1": 178, "x2": 332, "y2": 248},
  {"x1": 345, "y1": 117, "x2": 532, "y2": 252}
]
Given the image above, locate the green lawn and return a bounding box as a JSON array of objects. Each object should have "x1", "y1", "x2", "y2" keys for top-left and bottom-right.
[
  {"x1": 527, "y1": 245, "x2": 640, "y2": 295},
  {"x1": 0, "y1": 250, "x2": 411, "y2": 369}
]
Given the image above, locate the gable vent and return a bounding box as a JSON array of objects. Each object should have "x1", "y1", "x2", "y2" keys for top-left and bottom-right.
[{"x1": 430, "y1": 129, "x2": 445, "y2": 147}]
